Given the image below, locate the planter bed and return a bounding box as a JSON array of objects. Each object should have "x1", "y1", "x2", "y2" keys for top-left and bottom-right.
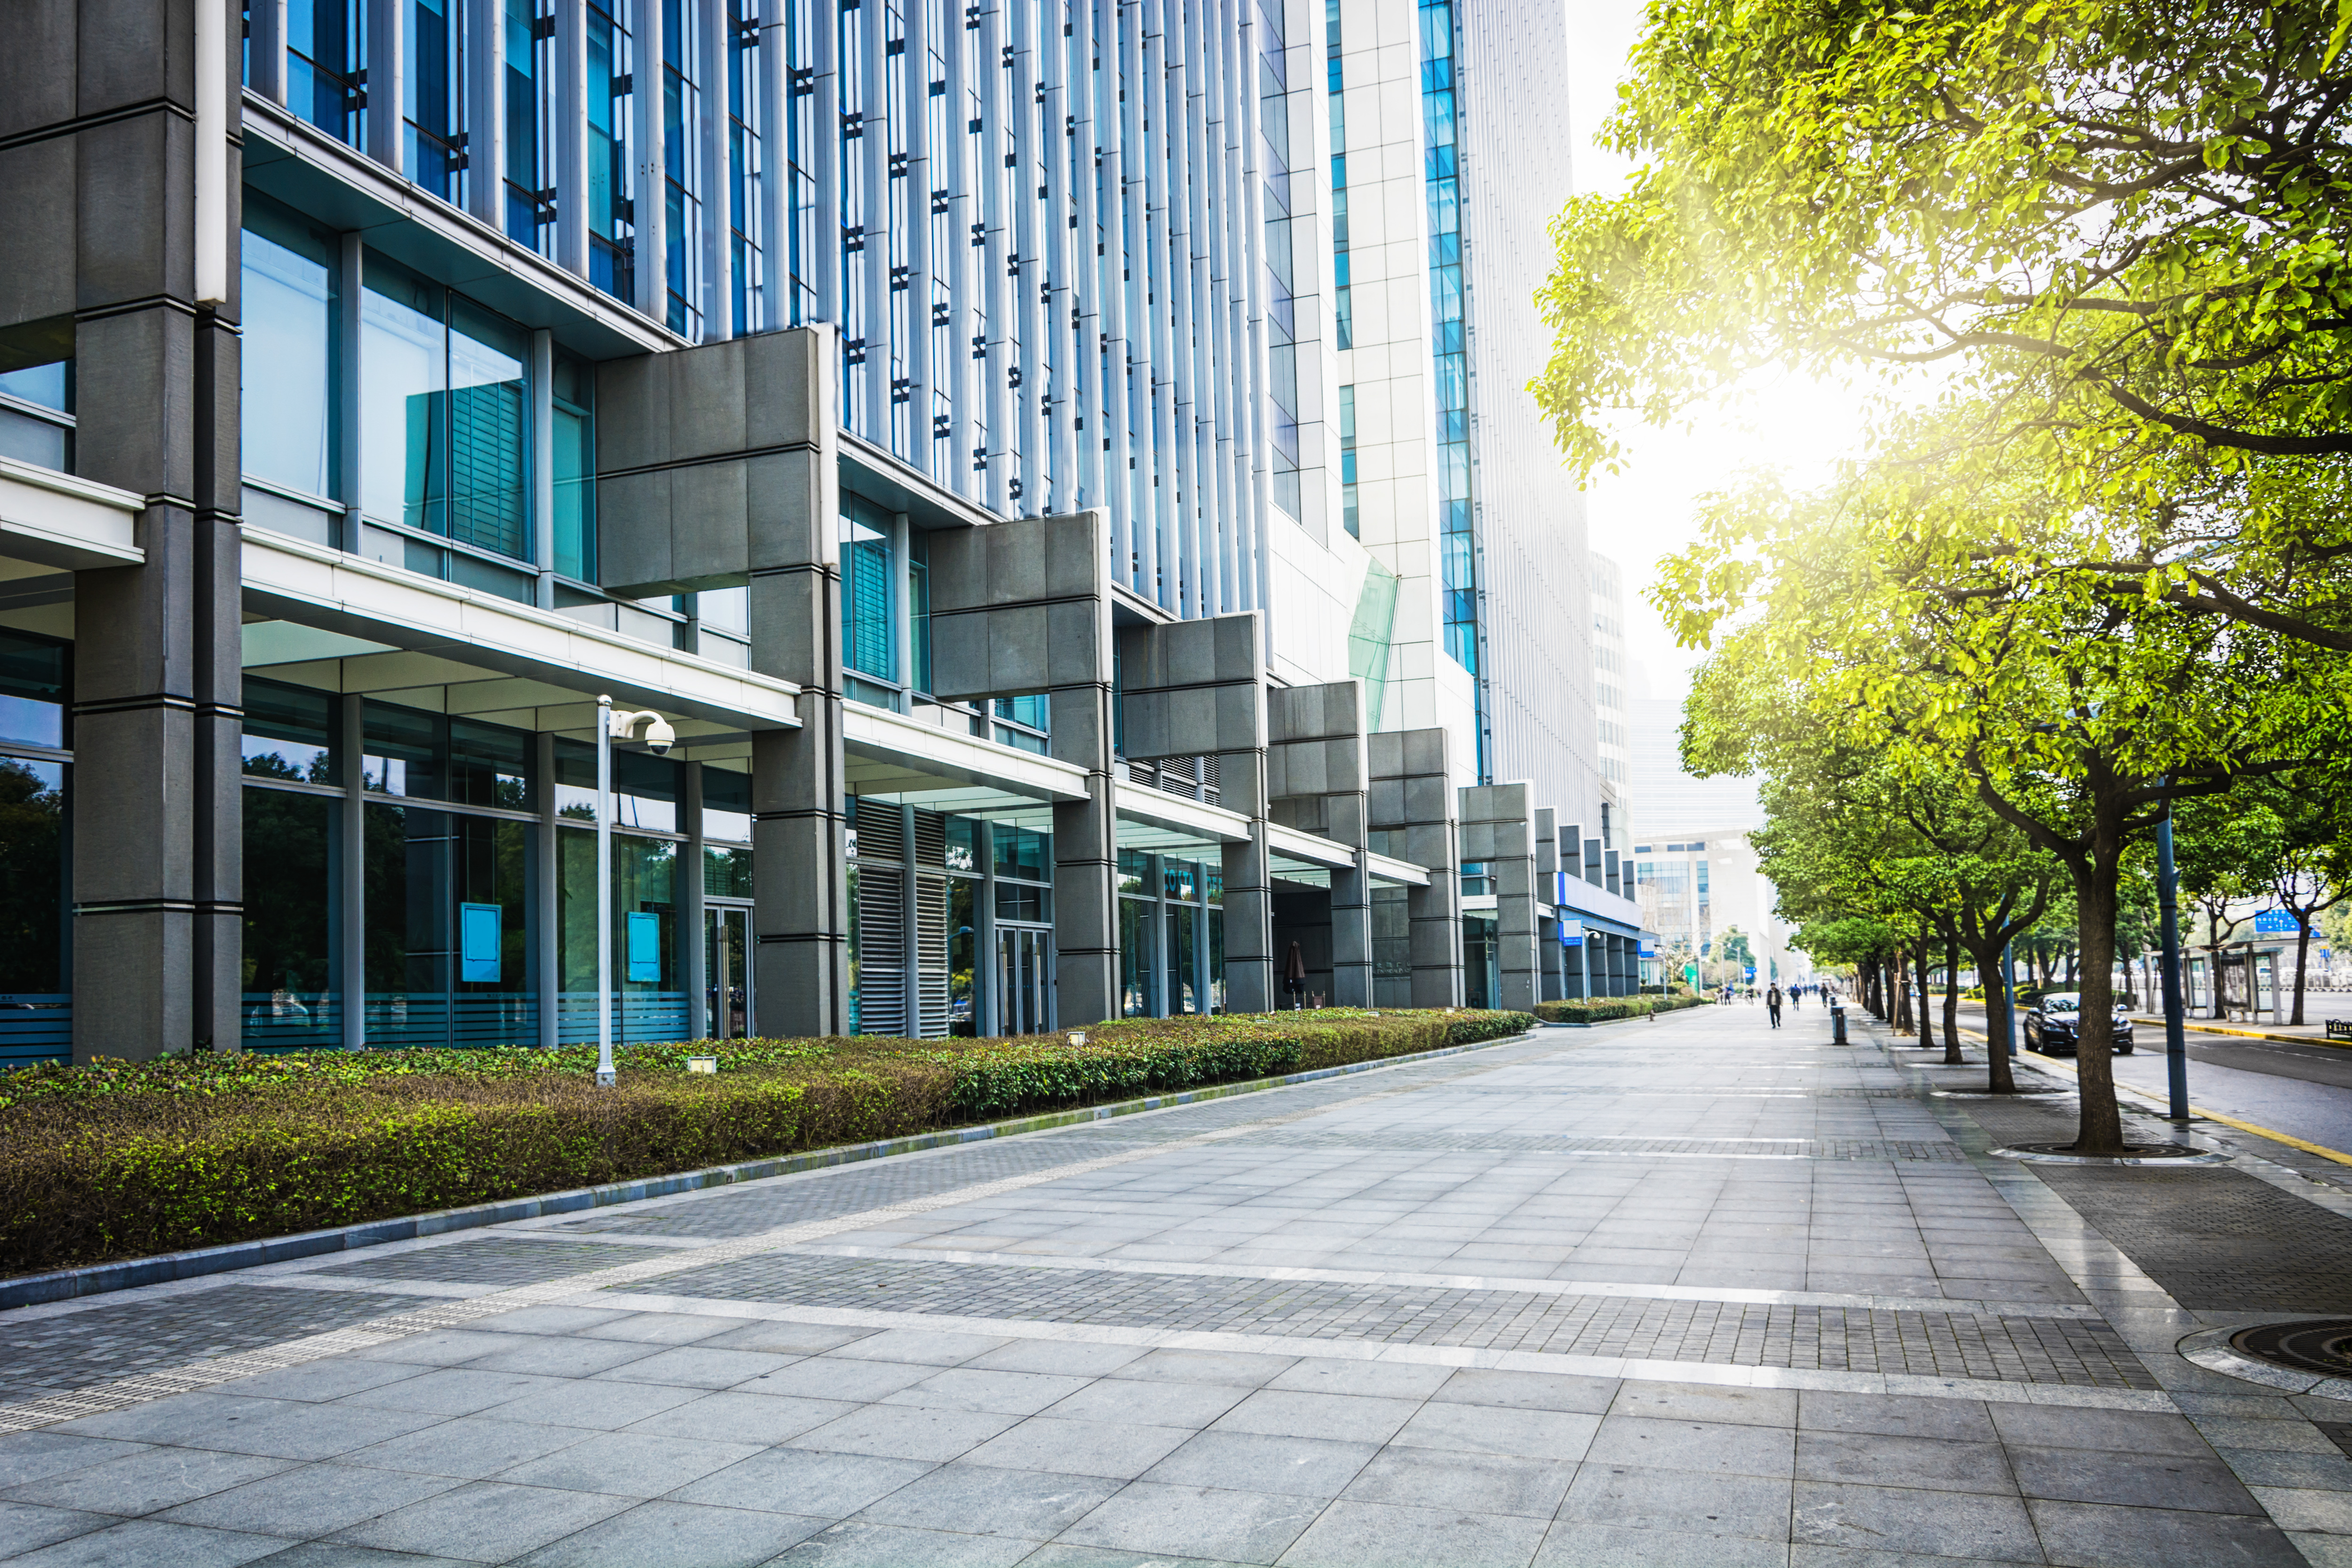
[{"x1": 0, "y1": 1009, "x2": 1531, "y2": 1278}]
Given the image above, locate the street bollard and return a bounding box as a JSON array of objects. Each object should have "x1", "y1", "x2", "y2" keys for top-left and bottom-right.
[{"x1": 1829, "y1": 1002, "x2": 1848, "y2": 1045}]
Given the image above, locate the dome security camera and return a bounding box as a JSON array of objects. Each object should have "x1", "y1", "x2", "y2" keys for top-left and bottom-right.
[{"x1": 644, "y1": 716, "x2": 676, "y2": 756}]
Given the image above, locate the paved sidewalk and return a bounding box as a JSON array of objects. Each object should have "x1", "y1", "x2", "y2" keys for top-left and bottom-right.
[{"x1": 4, "y1": 1011, "x2": 2352, "y2": 1565}]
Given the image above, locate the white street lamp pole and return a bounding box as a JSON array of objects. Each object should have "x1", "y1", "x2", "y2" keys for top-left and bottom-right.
[{"x1": 595, "y1": 694, "x2": 676, "y2": 1088}]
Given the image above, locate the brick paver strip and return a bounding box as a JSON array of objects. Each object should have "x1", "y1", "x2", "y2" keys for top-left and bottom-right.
[
  {"x1": 307, "y1": 1237, "x2": 659, "y2": 1285},
  {"x1": 619, "y1": 1250, "x2": 2157, "y2": 1388},
  {"x1": 0, "y1": 1283, "x2": 441, "y2": 1408}
]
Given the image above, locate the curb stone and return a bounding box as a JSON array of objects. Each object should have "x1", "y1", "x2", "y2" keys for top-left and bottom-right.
[{"x1": 0, "y1": 1027, "x2": 1539, "y2": 1312}]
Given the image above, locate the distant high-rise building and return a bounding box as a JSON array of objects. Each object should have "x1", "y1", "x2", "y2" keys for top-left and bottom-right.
[{"x1": 1590, "y1": 553, "x2": 1630, "y2": 793}]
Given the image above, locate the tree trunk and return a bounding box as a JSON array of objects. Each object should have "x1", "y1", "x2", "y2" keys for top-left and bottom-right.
[
  {"x1": 2071, "y1": 834, "x2": 2128, "y2": 1157},
  {"x1": 1892, "y1": 948, "x2": 1914, "y2": 1034},
  {"x1": 2294, "y1": 915, "x2": 2312, "y2": 1027},
  {"x1": 1964, "y1": 933, "x2": 2019, "y2": 1093},
  {"x1": 1942, "y1": 936, "x2": 1963, "y2": 1065}
]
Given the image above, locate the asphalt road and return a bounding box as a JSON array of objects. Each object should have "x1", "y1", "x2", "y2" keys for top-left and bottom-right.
[{"x1": 1950, "y1": 1000, "x2": 2352, "y2": 1156}]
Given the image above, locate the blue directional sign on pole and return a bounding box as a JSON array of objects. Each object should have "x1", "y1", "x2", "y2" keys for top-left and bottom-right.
[{"x1": 2253, "y1": 909, "x2": 2298, "y2": 935}]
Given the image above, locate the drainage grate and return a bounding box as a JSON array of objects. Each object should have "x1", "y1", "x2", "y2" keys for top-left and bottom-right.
[{"x1": 2231, "y1": 1320, "x2": 2352, "y2": 1378}]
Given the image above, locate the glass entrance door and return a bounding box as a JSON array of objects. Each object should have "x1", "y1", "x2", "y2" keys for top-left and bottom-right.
[
  {"x1": 997, "y1": 925, "x2": 1053, "y2": 1035},
  {"x1": 706, "y1": 905, "x2": 751, "y2": 1039}
]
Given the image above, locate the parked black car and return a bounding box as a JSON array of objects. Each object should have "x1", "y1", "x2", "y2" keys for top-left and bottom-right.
[{"x1": 2022, "y1": 993, "x2": 2135, "y2": 1055}]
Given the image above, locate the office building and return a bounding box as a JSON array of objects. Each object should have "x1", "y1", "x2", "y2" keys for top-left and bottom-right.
[{"x1": 0, "y1": 0, "x2": 1648, "y2": 1066}]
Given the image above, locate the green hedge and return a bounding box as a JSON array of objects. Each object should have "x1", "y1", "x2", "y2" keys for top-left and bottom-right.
[
  {"x1": 0, "y1": 1009, "x2": 1530, "y2": 1277},
  {"x1": 1533, "y1": 995, "x2": 1711, "y2": 1025}
]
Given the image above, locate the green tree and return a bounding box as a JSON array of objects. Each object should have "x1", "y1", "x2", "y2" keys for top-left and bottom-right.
[{"x1": 1534, "y1": 0, "x2": 2352, "y2": 653}]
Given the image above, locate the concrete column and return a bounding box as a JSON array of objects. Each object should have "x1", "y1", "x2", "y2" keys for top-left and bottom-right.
[
  {"x1": 923, "y1": 510, "x2": 1119, "y2": 1025},
  {"x1": 1219, "y1": 753, "x2": 1273, "y2": 1013},
  {"x1": 700, "y1": 0, "x2": 731, "y2": 340},
  {"x1": 366, "y1": 0, "x2": 405, "y2": 173},
  {"x1": 1369, "y1": 729, "x2": 1462, "y2": 1010},
  {"x1": 338, "y1": 234, "x2": 366, "y2": 552},
  {"x1": 1050, "y1": 698, "x2": 1120, "y2": 1027},
  {"x1": 27, "y1": 0, "x2": 243, "y2": 1062},
  {"x1": 682, "y1": 761, "x2": 707, "y2": 1038},
  {"x1": 1267, "y1": 680, "x2": 1370, "y2": 1008},
  {"x1": 634, "y1": 0, "x2": 667, "y2": 322},
  {"x1": 749, "y1": 338, "x2": 850, "y2": 1037},
  {"x1": 1535, "y1": 808, "x2": 1563, "y2": 1003},
  {"x1": 1461, "y1": 784, "x2": 1537, "y2": 1013}
]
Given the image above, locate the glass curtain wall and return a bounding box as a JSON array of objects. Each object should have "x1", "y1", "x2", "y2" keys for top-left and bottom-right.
[
  {"x1": 241, "y1": 198, "x2": 341, "y2": 507},
  {"x1": 1419, "y1": 0, "x2": 1486, "y2": 779},
  {"x1": 0, "y1": 630, "x2": 69, "y2": 1067}
]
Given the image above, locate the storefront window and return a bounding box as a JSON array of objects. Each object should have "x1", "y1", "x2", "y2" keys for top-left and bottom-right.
[
  {"x1": 245, "y1": 679, "x2": 336, "y2": 783},
  {"x1": 0, "y1": 630, "x2": 67, "y2": 750},
  {"x1": 841, "y1": 501, "x2": 895, "y2": 702},
  {"x1": 0, "y1": 758, "x2": 65, "y2": 992},
  {"x1": 242, "y1": 787, "x2": 338, "y2": 1050},
  {"x1": 367, "y1": 803, "x2": 535, "y2": 1048},
  {"x1": 552, "y1": 353, "x2": 597, "y2": 580},
  {"x1": 557, "y1": 826, "x2": 684, "y2": 1043},
  {"x1": 949, "y1": 876, "x2": 976, "y2": 1036},
  {"x1": 553, "y1": 739, "x2": 677, "y2": 829}
]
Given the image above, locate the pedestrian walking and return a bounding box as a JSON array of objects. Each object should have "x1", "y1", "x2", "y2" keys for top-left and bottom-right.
[{"x1": 1766, "y1": 984, "x2": 1783, "y2": 1028}]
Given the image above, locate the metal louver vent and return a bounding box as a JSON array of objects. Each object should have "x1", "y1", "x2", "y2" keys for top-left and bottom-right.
[
  {"x1": 915, "y1": 872, "x2": 950, "y2": 1036},
  {"x1": 856, "y1": 866, "x2": 908, "y2": 1035},
  {"x1": 854, "y1": 798, "x2": 905, "y2": 862}
]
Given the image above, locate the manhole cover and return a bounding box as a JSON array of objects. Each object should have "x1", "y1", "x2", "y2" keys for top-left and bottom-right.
[
  {"x1": 1992, "y1": 1142, "x2": 2231, "y2": 1166},
  {"x1": 2232, "y1": 1320, "x2": 2352, "y2": 1378}
]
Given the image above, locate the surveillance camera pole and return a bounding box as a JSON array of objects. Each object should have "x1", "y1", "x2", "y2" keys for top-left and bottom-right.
[
  {"x1": 596, "y1": 696, "x2": 674, "y2": 1087},
  {"x1": 596, "y1": 695, "x2": 616, "y2": 1087}
]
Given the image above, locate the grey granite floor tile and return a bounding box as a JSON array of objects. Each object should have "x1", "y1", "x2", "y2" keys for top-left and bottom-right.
[
  {"x1": 338, "y1": 1417, "x2": 588, "y2": 1481},
  {"x1": 493, "y1": 1430, "x2": 768, "y2": 1497},
  {"x1": 2026, "y1": 1497, "x2": 2304, "y2": 1567},
  {"x1": 766, "y1": 1519, "x2": 1041, "y2": 1566},
  {"x1": 1789, "y1": 1480, "x2": 2041, "y2": 1562},
  {"x1": 325, "y1": 1481, "x2": 634, "y2": 1561},
  {"x1": 854, "y1": 1463, "x2": 1121, "y2": 1538},
  {"x1": 1143, "y1": 1431, "x2": 1377, "y2": 1499},
  {"x1": 1556, "y1": 1463, "x2": 1793, "y2": 1540},
  {"x1": 0, "y1": 1433, "x2": 152, "y2": 1490},
  {"x1": 8, "y1": 1518, "x2": 294, "y2": 1568},
  {"x1": 510, "y1": 1498, "x2": 826, "y2": 1567},
  {"x1": 155, "y1": 1461, "x2": 460, "y2": 1536},
  {"x1": 0, "y1": 1500, "x2": 111, "y2": 1558},
  {"x1": 669, "y1": 1446, "x2": 935, "y2": 1516},
  {"x1": 1275, "y1": 1499, "x2": 1548, "y2": 1568},
  {"x1": 959, "y1": 1418, "x2": 1196, "y2": 1481},
  {"x1": 5, "y1": 1446, "x2": 297, "y2": 1515},
  {"x1": 1341, "y1": 1448, "x2": 1576, "y2": 1518},
  {"x1": 1794, "y1": 1432, "x2": 2015, "y2": 1496},
  {"x1": 1056, "y1": 1481, "x2": 1325, "y2": 1565}
]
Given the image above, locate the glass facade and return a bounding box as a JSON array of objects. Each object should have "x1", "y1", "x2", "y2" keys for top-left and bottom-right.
[
  {"x1": 0, "y1": 631, "x2": 68, "y2": 1067},
  {"x1": 1117, "y1": 848, "x2": 1220, "y2": 1019},
  {"x1": 1421, "y1": 0, "x2": 1486, "y2": 779},
  {"x1": 241, "y1": 199, "x2": 340, "y2": 501}
]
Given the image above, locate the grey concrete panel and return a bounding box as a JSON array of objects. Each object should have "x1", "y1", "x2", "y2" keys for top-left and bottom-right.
[
  {"x1": 983, "y1": 514, "x2": 1049, "y2": 605},
  {"x1": 77, "y1": 114, "x2": 186, "y2": 312},
  {"x1": 985, "y1": 605, "x2": 1050, "y2": 693},
  {"x1": 73, "y1": 909, "x2": 191, "y2": 1061},
  {"x1": 75, "y1": 306, "x2": 194, "y2": 500},
  {"x1": 81, "y1": 0, "x2": 189, "y2": 115},
  {"x1": 594, "y1": 471, "x2": 675, "y2": 591},
  {"x1": 0, "y1": 0, "x2": 77, "y2": 141},
  {"x1": 669, "y1": 336, "x2": 750, "y2": 462},
  {"x1": 591, "y1": 354, "x2": 664, "y2": 473},
  {"x1": 1044, "y1": 601, "x2": 1101, "y2": 690},
  {"x1": 0, "y1": 140, "x2": 77, "y2": 329},
  {"x1": 670, "y1": 461, "x2": 751, "y2": 588}
]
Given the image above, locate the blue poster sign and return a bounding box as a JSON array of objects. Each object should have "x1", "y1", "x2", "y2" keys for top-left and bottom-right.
[
  {"x1": 2253, "y1": 909, "x2": 2298, "y2": 935},
  {"x1": 1745, "y1": 965, "x2": 1756, "y2": 982},
  {"x1": 1639, "y1": 936, "x2": 1657, "y2": 957},
  {"x1": 459, "y1": 903, "x2": 502, "y2": 983},
  {"x1": 626, "y1": 911, "x2": 662, "y2": 983},
  {"x1": 1559, "y1": 918, "x2": 1584, "y2": 948}
]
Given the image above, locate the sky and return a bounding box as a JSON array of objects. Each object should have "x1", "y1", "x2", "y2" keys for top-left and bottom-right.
[{"x1": 1553, "y1": 0, "x2": 1889, "y2": 707}]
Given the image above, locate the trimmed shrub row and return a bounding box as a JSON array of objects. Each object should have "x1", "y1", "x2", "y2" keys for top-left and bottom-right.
[
  {"x1": 0, "y1": 1009, "x2": 1530, "y2": 1277},
  {"x1": 1533, "y1": 995, "x2": 1711, "y2": 1026}
]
